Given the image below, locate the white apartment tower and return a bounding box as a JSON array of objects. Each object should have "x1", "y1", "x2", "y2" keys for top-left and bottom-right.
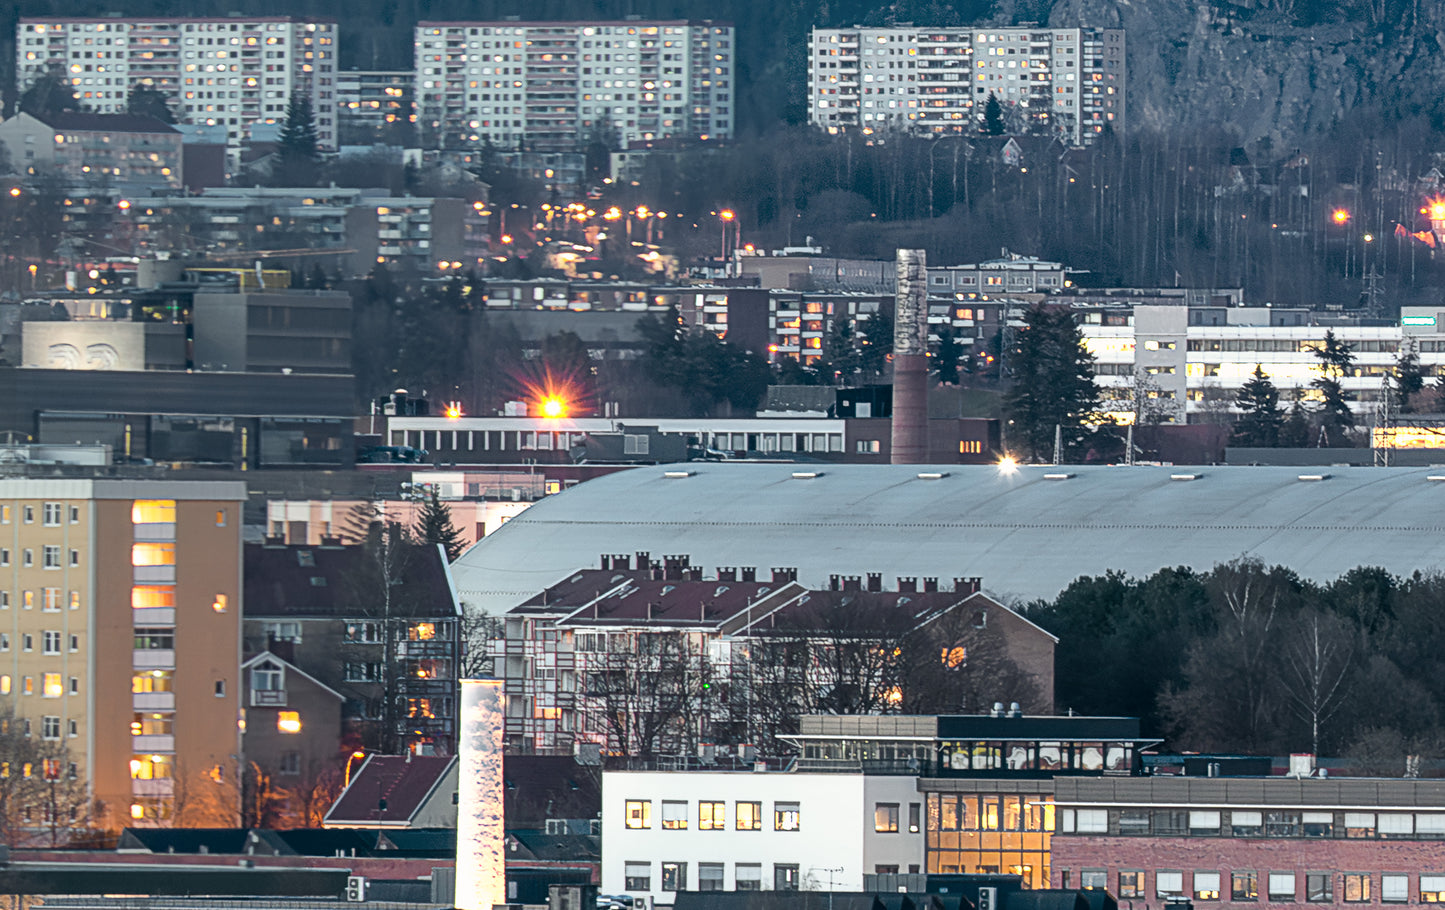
[
  {"x1": 16, "y1": 17, "x2": 339, "y2": 150},
  {"x1": 414, "y1": 20, "x2": 734, "y2": 150},
  {"x1": 808, "y1": 26, "x2": 1124, "y2": 145}
]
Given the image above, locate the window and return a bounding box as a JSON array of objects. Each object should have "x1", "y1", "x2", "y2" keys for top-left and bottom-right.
[
  {"x1": 875, "y1": 802, "x2": 900, "y2": 833},
  {"x1": 1118, "y1": 872, "x2": 1144, "y2": 898},
  {"x1": 737, "y1": 801, "x2": 762, "y2": 830},
  {"x1": 212, "y1": 594, "x2": 228, "y2": 613},
  {"x1": 69, "y1": 591, "x2": 79, "y2": 611},
  {"x1": 279, "y1": 751, "x2": 301, "y2": 775},
  {"x1": 699, "y1": 863, "x2": 725, "y2": 891},
  {"x1": 344, "y1": 621, "x2": 381, "y2": 643},
  {"x1": 131, "y1": 586, "x2": 175, "y2": 608},
  {"x1": 700, "y1": 801, "x2": 726, "y2": 830},
  {"x1": 1307, "y1": 873, "x2": 1333, "y2": 903},
  {"x1": 1303, "y1": 811, "x2": 1333, "y2": 837},
  {"x1": 131, "y1": 543, "x2": 175, "y2": 566},
  {"x1": 42, "y1": 631, "x2": 60, "y2": 655},
  {"x1": 262, "y1": 621, "x2": 301, "y2": 643},
  {"x1": 1422, "y1": 875, "x2": 1445, "y2": 901},
  {"x1": 1419, "y1": 815, "x2": 1445, "y2": 838},
  {"x1": 0, "y1": 549, "x2": 8, "y2": 567},
  {"x1": 132, "y1": 671, "x2": 172, "y2": 693},
  {"x1": 42, "y1": 673, "x2": 62, "y2": 698},
  {"x1": 736, "y1": 864, "x2": 762, "y2": 891},
  {"x1": 1189, "y1": 810, "x2": 1221, "y2": 835},
  {"x1": 1157, "y1": 871, "x2": 1184, "y2": 897},
  {"x1": 131, "y1": 713, "x2": 172, "y2": 735},
  {"x1": 130, "y1": 753, "x2": 173, "y2": 780},
  {"x1": 69, "y1": 506, "x2": 79, "y2": 524},
  {"x1": 215, "y1": 509, "x2": 227, "y2": 527},
  {"x1": 1076, "y1": 808, "x2": 1107, "y2": 832},
  {"x1": 252, "y1": 663, "x2": 283, "y2": 691},
  {"x1": 661, "y1": 800, "x2": 687, "y2": 830},
  {"x1": 625, "y1": 800, "x2": 651, "y2": 829},
  {"x1": 775, "y1": 864, "x2": 800, "y2": 891},
  {"x1": 909, "y1": 802, "x2": 922, "y2": 833},
  {"x1": 1081, "y1": 871, "x2": 1107, "y2": 890},
  {"x1": 131, "y1": 500, "x2": 175, "y2": 523},
  {"x1": 22, "y1": 634, "x2": 31, "y2": 652},
  {"x1": 775, "y1": 801, "x2": 800, "y2": 831},
  {"x1": 1380, "y1": 813, "x2": 1414, "y2": 838},
  {"x1": 1194, "y1": 871, "x2": 1221, "y2": 900},
  {"x1": 69, "y1": 550, "x2": 78, "y2": 567},
  {"x1": 1118, "y1": 809, "x2": 1150, "y2": 834},
  {"x1": 42, "y1": 588, "x2": 60, "y2": 611},
  {"x1": 1343, "y1": 874, "x2": 1371, "y2": 903},
  {"x1": 214, "y1": 680, "x2": 226, "y2": 697},
  {"x1": 42, "y1": 503, "x2": 61, "y2": 526},
  {"x1": 1232, "y1": 811, "x2": 1263, "y2": 836},
  {"x1": 1232, "y1": 872, "x2": 1258, "y2": 901},
  {"x1": 42, "y1": 545, "x2": 60, "y2": 569},
  {"x1": 660, "y1": 862, "x2": 686, "y2": 892},
  {"x1": 856, "y1": 440, "x2": 880, "y2": 454},
  {"x1": 276, "y1": 711, "x2": 302, "y2": 733},
  {"x1": 23, "y1": 506, "x2": 33, "y2": 524},
  {"x1": 624, "y1": 863, "x2": 650, "y2": 892},
  {"x1": 1382, "y1": 874, "x2": 1408, "y2": 903},
  {"x1": 1266, "y1": 811, "x2": 1300, "y2": 836},
  {"x1": 23, "y1": 550, "x2": 32, "y2": 567},
  {"x1": 134, "y1": 627, "x2": 174, "y2": 649},
  {"x1": 342, "y1": 662, "x2": 380, "y2": 682},
  {"x1": 1345, "y1": 812, "x2": 1375, "y2": 837},
  {"x1": 41, "y1": 716, "x2": 60, "y2": 740},
  {"x1": 0, "y1": 634, "x2": 6, "y2": 651}
]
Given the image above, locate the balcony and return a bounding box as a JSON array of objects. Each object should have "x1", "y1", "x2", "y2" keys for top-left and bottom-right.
[
  {"x1": 131, "y1": 779, "x2": 174, "y2": 797},
  {"x1": 133, "y1": 522, "x2": 176, "y2": 542},
  {"x1": 132, "y1": 734, "x2": 174, "y2": 752},
  {"x1": 251, "y1": 689, "x2": 287, "y2": 707},
  {"x1": 133, "y1": 692, "x2": 174, "y2": 710},
  {"x1": 133, "y1": 566, "x2": 175, "y2": 584},
  {"x1": 133, "y1": 608, "x2": 175, "y2": 626},
  {"x1": 133, "y1": 650, "x2": 175, "y2": 670}
]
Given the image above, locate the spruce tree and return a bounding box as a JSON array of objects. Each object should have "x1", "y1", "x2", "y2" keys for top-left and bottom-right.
[
  {"x1": 1310, "y1": 329, "x2": 1356, "y2": 443},
  {"x1": 126, "y1": 84, "x2": 175, "y2": 123},
  {"x1": 1003, "y1": 304, "x2": 1100, "y2": 462},
  {"x1": 1231, "y1": 365, "x2": 1282, "y2": 447},
  {"x1": 933, "y1": 326, "x2": 962, "y2": 385},
  {"x1": 276, "y1": 89, "x2": 320, "y2": 185},
  {"x1": 412, "y1": 491, "x2": 465, "y2": 563},
  {"x1": 821, "y1": 316, "x2": 860, "y2": 386},
  {"x1": 1393, "y1": 343, "x2": 1426, "y2": 414},
  {"x1": 983, "y1": 93, "x2": 1005, "y2": 136}
]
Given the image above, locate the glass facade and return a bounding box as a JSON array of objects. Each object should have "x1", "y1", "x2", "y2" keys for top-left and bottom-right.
[{"x1": 925, "y1": 791, "x2": 1054, "y2": 888}]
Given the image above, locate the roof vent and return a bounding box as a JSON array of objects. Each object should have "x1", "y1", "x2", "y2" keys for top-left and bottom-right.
[
  {"x1": 791, "y1": 471, "x2": 822, "y2": 480},
  {"x1": 663, "y1": 470, "x2": 694, "y2": 479},
  {"x1": 1170, "y1": 473, "x2": 1200, "y2": 481},
  {"x1": 1297, "y1": 473, "x2": 1330, "y2": 482},
  {"x1": 1428, "y1": 476, "x2": 1445, "y2": 483},
  {"x1": 1043, "y1": 472, "x2": 1074, "y2": 481},
  {"x1": 916, "y1": 472, "x2": 949, "y2": 480}
]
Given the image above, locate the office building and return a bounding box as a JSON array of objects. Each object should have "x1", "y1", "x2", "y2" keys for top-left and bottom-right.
[
  {"x1": 413, "y1": 20, "x2": 734, "y2": 150},
  {"x1": 0, "y1": 479, "x2": 245, "y2": 831},
  {"x1": 808, "y1": 26, "x2": 1124, "y2": 145},
  {"x1": 0, "y1": 112, "x2": 183, "y2": 189},
  {"x1": 16, "y1": 16, "x2": 338, "y2": 150}
]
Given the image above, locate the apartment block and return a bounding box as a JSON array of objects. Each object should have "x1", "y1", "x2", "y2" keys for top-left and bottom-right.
[
  {"x1": 16, "y1": 17, "x2": 338, "y2": 149},
  {"x1": 0, "y1": 480, "x2": 244, "y2": 833},
  {"x1": 414, "y1": 20, "x2": 734, "y2": 150},
  {"x1": 335, "y1": 69, "x2": 413, "y2": 140},
  {"x1": 808, "y1": 26, "x2": 1124, "y2": 145},
  {"x1": 0, "y1": 112, "x2": 182, "y2": 190}
]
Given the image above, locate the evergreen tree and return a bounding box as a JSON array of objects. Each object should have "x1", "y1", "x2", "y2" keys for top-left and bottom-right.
[
  {"x1": 1310, "y1": 329, "x2": 1356, "y2": 443},
  {"x1": 1393, "y1": 343, "x2": 1426, "y2": 414},
  {"x1": 19, "y1": 65, "x2": 83, "y2": 118},
  {"x1": 1232, "y1": 365, "x2": 1283, "y2": 447},
  {"x1": 1279, "y1": 395, "x2": 1311, "y2": 448},
  {"x1": 125, "y1": 84, "x2": 175, "y2": 123},
  {"x1": 858, "y1": 305, "x2": 894, "y2": 377},
  {"x1": 1004, "y1": 304, "x2": 1100, "y2": 462},
  {"x1": 412, "y1": 491, "x2": 465, "y2": 562},
  {"x1": 983, "y1": 93, "x2": 1005, "y2": 136},
  {"x1": 933, "y1": 326, "x2": 962, "y2": 385},
  {"x1": 275, "y1": 90, "x2": 320, "y2": 186},
  {"x1": 821, "y1": 316, "x2": 860, "y2": 385}
]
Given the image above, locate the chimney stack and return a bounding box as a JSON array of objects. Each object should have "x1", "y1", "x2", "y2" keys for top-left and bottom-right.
[
  {"x1": 923, "y1": 577, "x2": 939, "y2": 592},
  {"x1": 741, "y1": 567, "x2": 757, "y2": 582},
  {"x1": 890, "y1": 249, "x2": 929, "y2": 464},
  {"x1": 867, "y1": 572, "x2": 883, "y2": 592},
  {"x1": 898, "y1": 577, "x2": 918, "y2": 593}
]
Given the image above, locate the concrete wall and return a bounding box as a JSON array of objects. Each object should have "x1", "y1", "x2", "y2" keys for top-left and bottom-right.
[{"x1": 21, "y1": 321, "x2": 145, "y2": 371}]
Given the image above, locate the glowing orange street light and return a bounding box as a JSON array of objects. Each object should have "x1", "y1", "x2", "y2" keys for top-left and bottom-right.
[
  {"x1": 7, "y1": 187, "x2": 19, "y2": 197},
  {"x1": 344, "y1": 750, "x2": 367, "y2": 786},
  {"x1": 1331, "y1": 208, "x2": 1350, "y2": 225},
  {"x1": 719, "y1": 209, "x2": 736, "y2": 222},
  {"x1": 1430, "y1": 200, "x2": 1445, "y2": 221},
  {"x1": 444, "y1": 402, "x2": 463, "y2": 419},
  {"x1": 539, "y1": 396, "x2": 568, "y2": 419},
  {"x1": 500, "y1": 234, "x2": 513, "y2": 245}
]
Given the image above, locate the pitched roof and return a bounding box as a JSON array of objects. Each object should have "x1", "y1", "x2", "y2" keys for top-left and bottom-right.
[
  {"x1": 116, "y1": 828, "x2": 250, "y2": 854},
  {"x1": 245, "y1": 542, "x2": 458, "y2": 619},
  {"x1": 26, "y1": 111, "x2": 180, "y2": 135},
  {"x1": 323, "y1": 755, "x2": 455, "y2": 827},
  {"x1": 506, "y1": 830, "x2": 600, "y2": 862},
  {"x1": 242, "y1": 651, "x2": 346, "y2": 701},
  {"x1": 503, "y1": 755, "x2": 600, "y2": 829}
]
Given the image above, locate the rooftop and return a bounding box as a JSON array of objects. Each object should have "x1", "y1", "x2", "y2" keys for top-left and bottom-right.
[
  {"x1": 451, "y1": 464, "x2": 1445, "y2": 611},
  {"x1": 244, "y1": 541, "x2": 458, "y2": 619},
  {"x1": 23, "y1": 111, "x2": 180, "y2": 135}
]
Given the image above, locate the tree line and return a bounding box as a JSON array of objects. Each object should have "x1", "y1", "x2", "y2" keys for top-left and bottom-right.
[{"x1": 1026, "y1": 559, "x2": 1445, "y2": 770}]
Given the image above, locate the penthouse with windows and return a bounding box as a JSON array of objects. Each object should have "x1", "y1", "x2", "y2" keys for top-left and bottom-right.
[
  {"x1": 807, "y1": 26, "x2": 1124, "y2": 145},
  {"x1": 0, "y1": 480, "x2": 245, "y2": 831},
  {"x1": 16, "y1": 17, "x2": 338, "y2": 149},
  {"x1": 413, "y1": 20, "x2": 733, "y2": 150}
]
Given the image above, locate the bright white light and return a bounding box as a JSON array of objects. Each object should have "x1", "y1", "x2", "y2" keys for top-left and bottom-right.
[{"x1": 998, "y1": 455, "x2": 1019, "y2": 475}]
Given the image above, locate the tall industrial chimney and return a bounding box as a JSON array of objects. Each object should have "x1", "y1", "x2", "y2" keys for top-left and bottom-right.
[
  {"x1": 455, "y1": 679, "x2": 505, "y2": 910},
  {"x1": 890, "y1": 249, "x2": 928, "y2": 464}
]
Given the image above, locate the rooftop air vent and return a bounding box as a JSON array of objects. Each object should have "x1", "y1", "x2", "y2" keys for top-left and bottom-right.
[
  {"x1": 663, "y1": 470, "x2": 694, "y2": 479},
  {"x1": 1043, "y1": 472, "x2": 1075, "y2": 481},
  {"x1": 791, "y1": 471, "x2": 822, "y2": 480},
  {"x1": 1297, "y1": 473, "x2": 1330, "y2": 482},
  {"x1": 1170, "y1": 473, "x2": 1201, "y2": 481},
  {"x1": 1428, "y1": 476, "x2": 1445, "y2": 483},
  {"x1": 916, "y1": 472, "x2": 949, "y2": 480}
]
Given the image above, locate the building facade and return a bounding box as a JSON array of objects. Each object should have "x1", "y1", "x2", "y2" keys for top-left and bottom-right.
[
  {"x1": 1050, "y1": 774, "x2": 1445, "y2": 907},
  {"x1": 16, "y1": 17, "x2": 338, "y2": 149},
  {"x1": 413, "y1": 20, "x2": 734, "y2": 150},
  {"x1": 807, "y1": 26, "x2": 1124, "y2": 145},
  {"x1": 0, "y1": 480, "x2": 245, "y2": 832},
  {"x1": 602, "y1": 768, "x2": 926, "y2": 905},
  {"x1": 335, "y1": 69, "x2": 413, "y2": 140},
  {"x1": 0, "y1": 112, "x2": 182, "y2": 189}
]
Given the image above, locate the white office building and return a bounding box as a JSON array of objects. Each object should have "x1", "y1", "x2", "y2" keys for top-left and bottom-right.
[
  {"x1": 602, "y1": 768, "x2": 925, "y2": 906},
  {"x1": 16, "y1": 16, "x2": 338, "y2": 150},
  {"x1": 413, "y1": 20, "x2": 734, "y2": 151},
  {"x1": 808, "y1": 26, "x2": 1123, "y2": 145}
]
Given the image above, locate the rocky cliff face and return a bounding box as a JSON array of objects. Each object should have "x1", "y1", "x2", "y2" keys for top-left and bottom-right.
[{"x1": 1036, "y1": 0, "x2": 1445, "y2": 142}]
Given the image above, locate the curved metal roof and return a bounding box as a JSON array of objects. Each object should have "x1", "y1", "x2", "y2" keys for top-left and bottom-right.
[{"x1": 452, "y1": 463, "x2": 1445, "y2": 612}]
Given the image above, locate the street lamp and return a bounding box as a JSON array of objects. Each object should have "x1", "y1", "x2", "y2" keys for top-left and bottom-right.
[
  {"x1": 718, "y1": 209, "x2": 738, "y2": 275},
  {"x1": 345, "y1": 750, "x2": 367, "y2": 786}
]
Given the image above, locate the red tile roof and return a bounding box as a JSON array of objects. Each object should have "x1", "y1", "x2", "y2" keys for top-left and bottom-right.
[{"x1": 323, "y1": 755, "x2": 454, "y2": 826}]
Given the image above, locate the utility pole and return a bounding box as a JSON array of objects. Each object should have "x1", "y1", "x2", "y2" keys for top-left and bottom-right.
[{"x1": 1052, "y1": 424, "x2": 1062, "y2": 466}]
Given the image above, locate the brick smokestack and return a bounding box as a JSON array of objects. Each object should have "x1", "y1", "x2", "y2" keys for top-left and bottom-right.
[{"x1": 891, "y1": 248, "x2": 929, "y2": 464}]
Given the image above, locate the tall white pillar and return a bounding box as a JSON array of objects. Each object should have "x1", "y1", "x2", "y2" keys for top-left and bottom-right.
[{"x1": 456, "y1": 678, "x2": 505, "y2": 910}]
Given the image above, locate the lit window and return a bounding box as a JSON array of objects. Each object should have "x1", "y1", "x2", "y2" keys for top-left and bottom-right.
[
  {"x1": 737, "y1": 801, "x2": 762, "y2": 830},
  {"x1": 875, "y1": 802, "x2": 900, "y2": 833},
  {"x1": 129, "y1": 754, "x2": 173, "y2": 779},
  {"x1": 132, "y1": 670, "x2": 173, "y2": 693},
  {"x1": 131, "y1": 500, "x2": 176, "y2": 523},
  {"x1": 1194, "y1": 871, "x2": 1222, "y2": 901},
  {"x1": 276, "y1": 711, "x2": 302, "y2": 734},
  {"x1": 700, "y1": 801, "x2": 726, "y2": 830},
  {"x1": 661, "y1": 800, "x2": 688, "y2": 830},
  {"x1": 775, "y1": 801, "x2": 801, "y2": 831},
  {"x1": 625, "y1": 799, "x2": 652, "y2": 829},
  {"x1": 1343, "y1": 874, "x2": 1371, "y2": 903},
  {"x1": 212, "y1": 594, "x2": 228, "y2": 613},
  {"x1": 132, "y1": 586, "x2": 175, "y2": 608},
  {"x1": 42, "y1": 673, "x2": 63, "y2": 698},
  {"x1": 132, "y1": 543, "x2": 175, "y2": 566},
  {"x1": 0, "y1": 676, "x2": 9, "y2": 695}
]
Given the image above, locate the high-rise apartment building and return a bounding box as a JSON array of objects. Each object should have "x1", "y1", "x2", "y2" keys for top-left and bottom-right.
[
  {"x1": 16, "y1": 17, "x2": 339, "y2": 150},
  {"x1": 413, "y1": 20, "x2": 734, "y2": 150},
  {"x1": 808, "y1": 26, "x2": 1124, "y2": 145},
  {"x1": 0, "y1": 480, "x2": 245, "y2": 832}
]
